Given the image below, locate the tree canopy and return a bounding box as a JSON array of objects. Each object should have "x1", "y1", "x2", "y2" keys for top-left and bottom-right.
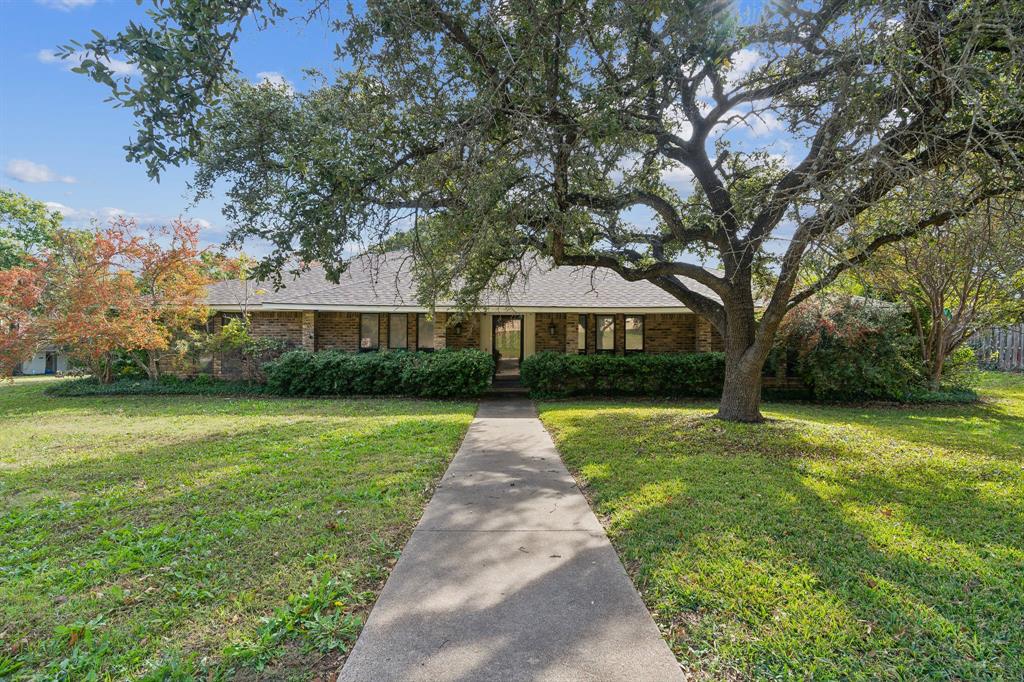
[
  {"x1": 0, "y1": 190, "x2": 63, "y2": 269},
  {"x1": 65, "y1": 0, "x2": 1024, "y2": 419}
]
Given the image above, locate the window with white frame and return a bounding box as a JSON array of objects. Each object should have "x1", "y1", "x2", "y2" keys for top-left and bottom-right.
[{"x1": 577, "y1": 314, "x2": 587, "y2": 354}]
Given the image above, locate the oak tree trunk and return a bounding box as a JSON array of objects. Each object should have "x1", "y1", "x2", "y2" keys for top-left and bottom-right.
[{"x1": 715, "y1": 310, "x2": 770, "y2": 423}]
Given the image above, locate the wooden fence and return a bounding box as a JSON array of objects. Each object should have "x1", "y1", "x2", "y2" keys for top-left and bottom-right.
[{"x1": 970, "y1": 324, "x2": 1024, "y2": 371}]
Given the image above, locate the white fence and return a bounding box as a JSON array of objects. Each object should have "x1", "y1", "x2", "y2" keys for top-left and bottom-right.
[{"x1": 970, "y1": 324, "x2": 1024, "y2": 371}]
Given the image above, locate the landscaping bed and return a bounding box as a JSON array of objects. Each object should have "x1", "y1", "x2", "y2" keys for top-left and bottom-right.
[
  {"x1": 0, "y1": 378, "x2": 475, "y2": 680},
  {"x1": 537, "y1": 372, "x2": 1024, "y2": 679}
]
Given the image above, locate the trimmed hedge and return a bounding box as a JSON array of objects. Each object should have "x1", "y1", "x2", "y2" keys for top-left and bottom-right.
[
  {"x1": 520, "y1": 351, "x2": 725, "y2": 398},
  {"x1": 263, "y1": 348, "x2": 495, "y2": 398},
  {"x1": 45, "y1": 375, "x2": 269, "y2": 397}
]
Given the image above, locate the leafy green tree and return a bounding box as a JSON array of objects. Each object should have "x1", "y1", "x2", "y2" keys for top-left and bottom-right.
[
  {"x1": 864, "y1": 195, "x2": 1024, "y2": 388},
  {"x1": 63, "y1": 0, "x2": 1024, "y2": 420},
  {"x1": 0, "y1": 190, "x2": 62, "y2": 269}
]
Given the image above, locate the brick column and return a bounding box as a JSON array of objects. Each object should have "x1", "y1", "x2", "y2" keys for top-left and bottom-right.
[
  {"x1": 433, "y1": 312, "x2": 447, "y2": 349},
  {"x1": 301, "y1": 311, "x2": 316, "y2": 351},
  {"x1": 615, "y1": 314, "x2": 626, "y2": 355},
  {"x1": 564, "y1": 313, "x2": 577, "y2": 353},
  {"x1": 379, "y1": 313, "x2": 389, "y2": 350},
  {"x1": 211, "y1": 313, "x2": 223, "y2": 377},
  {"x1": 695, "y1": 315, "x2": 713, "y2": 352}
]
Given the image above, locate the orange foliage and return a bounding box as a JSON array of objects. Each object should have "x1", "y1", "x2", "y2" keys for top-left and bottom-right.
[
  {"x1": 0, "y1": 264, "x2": 46, "y2": 377},
  {"x1": 0, "y1": 217, "x2": 211, "y2": 382}
]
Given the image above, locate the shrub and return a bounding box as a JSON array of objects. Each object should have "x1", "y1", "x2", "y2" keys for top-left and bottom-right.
[
  {"x1": 941, "y1": 345, "x2": 981, "y2": 391},
  {"x1": 262, "y1": 349, "x2": 494, "y2": 398},
  {"x1": 401, "y1": 349, "x2": 495, "y2": 397},
  {"x1": 777, "y1": 296, "x2": 924, "y2": 401},
  {"x1": 520, "y1": 351, "x2": 725, "y2": 398},
  {"x1": 45, "y1": 376, "x2": 268, "y2": 397}
]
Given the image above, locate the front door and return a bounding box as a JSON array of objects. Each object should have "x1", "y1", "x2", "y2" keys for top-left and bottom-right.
[{"x1": 492, "y1": 315, "x2": 523, "y2": 377}]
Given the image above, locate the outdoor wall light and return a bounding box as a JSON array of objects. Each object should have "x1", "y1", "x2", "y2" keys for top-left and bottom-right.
[
  {"x1": 454, "y1": 322, "x2": 464, "y2": 336},
  {"x1": 548, "y1": 322, "x2": 557, "y2": 336}
]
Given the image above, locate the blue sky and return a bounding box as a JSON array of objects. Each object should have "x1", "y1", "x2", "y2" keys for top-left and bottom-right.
[
  {"x1": 0, "y1": 0, "x2": 349, "y2": 254},
  {"x1": 1, "y1": 0, "x2": 795, "y2": 260}
]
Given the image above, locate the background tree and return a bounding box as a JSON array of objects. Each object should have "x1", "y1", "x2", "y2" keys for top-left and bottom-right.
[
  {"x1": 0, "y1": 190, "x2": 62, "y2": 269},
  {"x1": 0, "y1": 218, "x2": 210, "y2": 383},
  {"x1": 0, "y1": 265, "x2": 47, "y2": 377},
  {"x1": 66, "y1": 0, "x2": 1024, "y2": 420},
  {"x1": 864, "y1": 195, "x2": 1024, "y2": 388}
]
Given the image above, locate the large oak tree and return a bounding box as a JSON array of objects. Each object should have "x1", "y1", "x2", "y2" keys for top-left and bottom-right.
[{"x1": 67, "y1": 0, "x2": 1024, "y2": 420}]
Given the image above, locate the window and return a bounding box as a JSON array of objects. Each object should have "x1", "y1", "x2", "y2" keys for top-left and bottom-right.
[
  {"x1": 389, "y1": 314, "x2": 408, "y2": 349},
  {"x1": 625, "y1": 316, "x2": 644, "y2": 353},
  {"x1": 417, "y1": 314, "x2": 435, "y2": 350},
  {"x1": 596, "y1": 315, "x2": 615, "y2": 353},
  {"x1": 360, "y1": 313, "x2": 379, "y2": 351},
  {"x1": 577, "y1": 314, "x2": 587, "y2": 354}
]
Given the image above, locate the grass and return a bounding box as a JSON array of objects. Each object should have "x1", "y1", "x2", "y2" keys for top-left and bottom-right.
[
  {"x1": 538, "y1": 372, "x2": 1024, "y2": 680},
  {"x1": 0, "y1": 377, "x2": 475, "y2": 680}
]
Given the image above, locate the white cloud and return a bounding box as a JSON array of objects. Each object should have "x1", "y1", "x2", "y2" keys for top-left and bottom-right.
[
  {"x1": 662, "y1": 162, "x2": 694, "y2": 183},
  {"x1": 38, "y1": 48, "x2": 138, "y2": 77},
  {"x1": 5, "y1": 159, "x2": 76, "y2": 184},
  {"x1": 35, "y1": 0, "x2": 96, "y2": 10},
  {"x1": 726, "y1": 48, "x2": 763, "y2": 87},
  {"x1": 44, "y1": 202, "x2": 218, "y2": 232},
  {"x1": 747, "y1": 110, "x2": 784, "y2": 137},
  {"x1": 256, "y1": 71, "x2": 293, "y2": 92}
]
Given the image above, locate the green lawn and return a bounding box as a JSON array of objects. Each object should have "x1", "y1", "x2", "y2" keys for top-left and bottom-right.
[
  {"x1": 0, "y1": 377, "x2": 475, "y2": 680},
  {"x1": 538, "y1": 372, "x2": 1024, "y2": 680}
]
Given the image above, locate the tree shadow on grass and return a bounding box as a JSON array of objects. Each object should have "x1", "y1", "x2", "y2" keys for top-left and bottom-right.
[
  {"x1": 543, "y1": 407, "x2": 1024, "y2": 679},
  {"x1": 764, "y1": 398, "x2": 1024, "y2": 462}
]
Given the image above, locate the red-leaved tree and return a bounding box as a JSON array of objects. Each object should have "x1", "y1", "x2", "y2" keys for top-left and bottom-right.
[{"x1": 0, "y1": 218, "x2": 210, "y2": 382}]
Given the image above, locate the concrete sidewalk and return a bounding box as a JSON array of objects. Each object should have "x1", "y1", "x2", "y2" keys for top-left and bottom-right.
[{"x1": 338, "y1": 398, "x2": 683, "y2": 681}]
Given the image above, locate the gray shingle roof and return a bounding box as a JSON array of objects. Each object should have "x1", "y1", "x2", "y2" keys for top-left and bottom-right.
[{"x1": 205, "y1": 252, "x2": 720, "y2": 311}]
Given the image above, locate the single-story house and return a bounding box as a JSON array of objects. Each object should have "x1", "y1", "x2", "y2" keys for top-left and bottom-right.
[
  {"x1": 205, "y1": 252, "x2": 726, "y2": 380},
  {"x1": 14, "y1": 347, "x2": 70, "y2": 376}
]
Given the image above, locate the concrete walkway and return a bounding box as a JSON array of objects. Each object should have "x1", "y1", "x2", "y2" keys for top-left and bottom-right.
[{"x1": 339, "y1": 398, "x2": 683, "y2": 681}]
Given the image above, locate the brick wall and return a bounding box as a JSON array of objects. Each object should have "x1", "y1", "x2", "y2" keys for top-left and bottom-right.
[
  {"x1": 250, "y1": 311, "x2": 303, "y2": 346},
  {"x1": 644, "y1": 313, "x2": 698, "y2": 353},
  {"x1": 446, "y1": 313, "x2": 481, "y2": 350},
  {"x1": 535, "y1": 313, "x2": 567, "y2": 353},
  {"x1": 316, "y1": 312, "x2": 360, "y2": 352},
  {"x1": 690, "y1": 316, "x2": 724, "y2": 352}
]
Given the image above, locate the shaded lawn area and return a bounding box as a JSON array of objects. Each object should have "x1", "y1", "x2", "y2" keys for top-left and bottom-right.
[
  {"x1": 538, "y1": 372, "x2": 1024, "y2": 680},
  {"x1": 0, "y1": 378, "x2": 475, "y2": 680}
]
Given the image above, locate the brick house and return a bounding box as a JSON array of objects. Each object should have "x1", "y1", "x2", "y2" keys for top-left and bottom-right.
[{"x1": 205, "y1": 252, "x2": 725, "y2": 380}]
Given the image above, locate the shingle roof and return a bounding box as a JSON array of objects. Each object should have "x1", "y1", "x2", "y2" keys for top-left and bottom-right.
[{"x1": 205, "y1": 252, "x2": 720, "y2": 311}]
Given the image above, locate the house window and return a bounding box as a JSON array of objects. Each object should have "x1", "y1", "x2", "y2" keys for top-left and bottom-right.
[
  {"x1": 625, "y1": 315, "x2": 644, "y2": 353},
  {"x1": 360, "y1": 314, "x2": 379, "y2": 351},
  {"x1": 417, "y1": 314, "x2": 435, "y2": 350},
  {"x1": 577, "y1": 314, "x2": 587, "y2": 354},
  {"x1": 389, "y1": 314, "x2": 408, "y2": 349},
  {"x1": 596, "y1": 315, "x2": 615, "y2": 353}
]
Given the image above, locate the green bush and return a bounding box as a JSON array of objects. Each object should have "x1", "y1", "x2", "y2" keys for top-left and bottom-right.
[
  {"x1": 45, "y1": 376, "x2": 269, "y2": 397},
  {"x1": 263, "y1": 349, "x2": 494, "y2": 398},
  {"x1": 520, "y1": 351, "x2": 725, "y2": 398},
  {"x1": 777, "y1": 297, "x2": 924, "y2": 401},
  {"x1": 941, "y1": 345, "x2": 981, "y2": 391}
]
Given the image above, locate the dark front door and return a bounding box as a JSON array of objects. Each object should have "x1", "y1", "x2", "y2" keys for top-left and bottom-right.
[{"x1": 492, "y1": 315, "x2": 523, "y2": 377}]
